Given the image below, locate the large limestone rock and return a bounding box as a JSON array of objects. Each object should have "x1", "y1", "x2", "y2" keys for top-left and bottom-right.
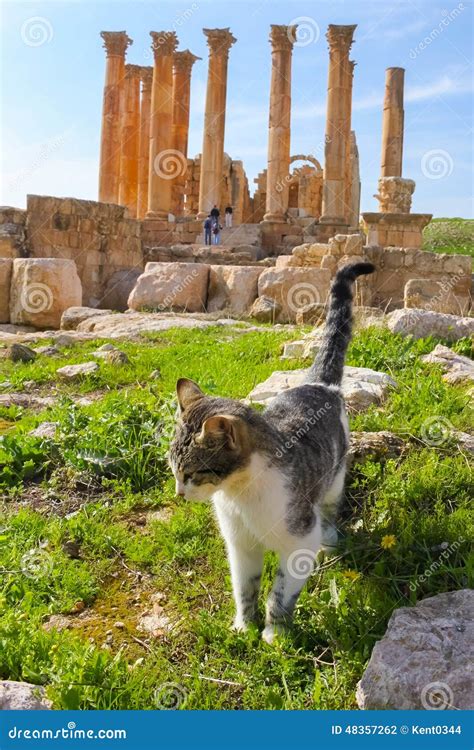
[
  {"x1": 357, "y1": 590, "x2": 473, "y2": 710},
  {"x1": 257, "y1": 267, "x2": 331, "y2": 322},
  {"x1": 349, "y1": 431, "x2": 405, "y2": 463},
  {"x1": 247, "y1": 366, "x2": 396, "y2": 413},
  {"x1": 128, "y1": 262, "x2": 209, "y2": 313},
  {"x1": 0, "y1": 680, "x2": 52, "y2": 710},
  {"x1": 249, "y1": 295, "x2": 281, "y2": 323},
  {"x1": 207, "y1": 265, "x2": 261, "y2": 315},
  {"x1": 61, "y1": 306, "x2": 113, "y2": 331},
  {"x1": 421, "y1": 344, "x2": 474, "y2": 385},
  {"x1": 404, "y1": 278, "x2": 470, "y2": 316},
  {"x1": 387, "y1": 308, "x2": 474, "y2": 341},
  {"x1": 0, "y1": 258, "x2": 12, "y2": 323},
  {"x1": 10, "y1": 258, "x2": 82, "y2": 328}
]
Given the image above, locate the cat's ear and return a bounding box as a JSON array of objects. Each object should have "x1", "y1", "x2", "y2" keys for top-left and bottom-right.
[
  {"x1": 197, "y1": 414, "x2": 240, "y2": 450},
  {"x1": 176, "y1": 378, "x2": 204, "y2": 413}
]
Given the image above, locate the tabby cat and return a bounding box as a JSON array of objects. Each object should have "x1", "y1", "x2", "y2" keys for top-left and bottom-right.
[{"x1": 170, "y1": 262, "x2": 375, "y2": 643}]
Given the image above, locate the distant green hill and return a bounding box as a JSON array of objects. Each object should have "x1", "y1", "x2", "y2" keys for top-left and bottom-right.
[{"x1": 423, "y1": 218, "x2": 474, "y2": 258}]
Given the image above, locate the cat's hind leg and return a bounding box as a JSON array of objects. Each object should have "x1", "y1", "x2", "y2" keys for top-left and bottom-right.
[{"x1": 263, "y1": 533, "x2": 320, "y2": 644}]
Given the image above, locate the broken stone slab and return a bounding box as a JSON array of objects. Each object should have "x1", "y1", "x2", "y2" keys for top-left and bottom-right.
[
  {"x1": 0, "y1": 393, "x2": 56, "y2": 409},
  {"x1": 128, "y1": 262, "x2": 209, "y2": 313},
  {"x1": 387, "y1": 309, "x2": 474, "y2": 342},
  {"x1": 349, "y1": 431, "x2": 406, "y2": 463},
  {"x1": 421, "y1": 344, "x2": 474, "y2": 385},
  {"x1": 0, "y1": 680, "x2": 52, "y2": 710},
  {"x1": 61, "y1": 306, "x2": 113, "y2": 331},
  {"x1": 247, "y1": 366, "x2": 397, "y2": 413},
  {"x1": 10, "y1": 258, "x2": 82, "y2": 329},
  {"x1": 207, "y1": 265, "x2": 261, "y2": 316},
  {"x1": 57, "y1": 362, "x2": 99, "y2": 380},
  {"x1": 1, "y1": 343, "x2": 36, "y2": 362},
  {"x1": 357, "y1": 590, "x2": 473, "y2": 710}
]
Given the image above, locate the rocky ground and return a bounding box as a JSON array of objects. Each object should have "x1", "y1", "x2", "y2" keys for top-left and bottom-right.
[{"x1": 0, "y1": 309, "x2": 472, "y2": 709}]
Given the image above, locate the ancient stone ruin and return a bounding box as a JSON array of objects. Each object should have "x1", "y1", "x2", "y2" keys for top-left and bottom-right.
[{"x1": 0, "y1": 23, "x2": 471, "y2": 326}]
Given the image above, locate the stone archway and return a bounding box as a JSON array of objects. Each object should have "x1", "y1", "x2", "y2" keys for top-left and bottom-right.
[{"x1": 287, "y1": 155, "x2": 323, "y2": 219}]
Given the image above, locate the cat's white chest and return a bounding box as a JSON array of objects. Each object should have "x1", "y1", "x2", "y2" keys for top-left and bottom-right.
[{"x1": 212, "y1": 453, "x2": 293, "y2": 553}]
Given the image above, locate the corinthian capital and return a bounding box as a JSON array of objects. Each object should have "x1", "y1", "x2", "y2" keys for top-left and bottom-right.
[
  {"x1": 269, "y1": 24, "x2": 297, "y2": 52},
  {"x1": 203, "y1": 28, "x2": 236, "y2": 56},
  {"x1": 124, "y1": 64, "x2": 142, "y2": 80},
  {"x1": 326, "y1": 24, "x2": 357, "y2": 55},
  {"x1": 140, "y1": 66, "x2": 154, "y2": 90},
  {"x1": 173, "y1": 49, "x2": 201, "y2": 74},
  {"x1": 100, "y1": 31, "x2": 132, "y2": 57},
  {"x1": 150, "y1": 31, "x2": 178, "y2": 59}
]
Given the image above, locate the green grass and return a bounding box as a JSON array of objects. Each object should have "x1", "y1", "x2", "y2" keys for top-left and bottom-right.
[
  {"x1": 422, "y1": 217, "x2": 474, "y2": 257},
  {"x1": 0, "y1": 325, "x2": 472, "y2": 709}
]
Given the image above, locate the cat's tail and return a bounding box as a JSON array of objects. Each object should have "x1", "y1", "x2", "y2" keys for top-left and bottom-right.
[{"x1": 307, "y1": 262, "x2": 375, "y2": 386}]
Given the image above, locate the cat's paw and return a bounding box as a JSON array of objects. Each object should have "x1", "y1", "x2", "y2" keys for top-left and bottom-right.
[
  {"x1": 231, "y1": 618, "x2": 249, "y2": 633},
  {"x1": 261, "y1": 624, "x2": 284, "y2": 644}
]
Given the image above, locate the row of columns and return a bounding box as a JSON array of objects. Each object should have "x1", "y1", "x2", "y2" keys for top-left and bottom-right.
[
  {"x1": 99, "y1": 24, "x2": 403, "y2": 228},
  {"x1": 263, "y1": 24, "x2": 358, "y2": 228},
  {"x1": 98, "y1": 28, "x2": 235, "y2": 221}
]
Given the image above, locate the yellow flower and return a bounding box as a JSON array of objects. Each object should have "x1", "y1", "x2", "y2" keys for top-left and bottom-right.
[
  {"x1": 342, "y1": 570, "x2": 360, "y2": 581},
  {"x1": 381, "y1": 534, "x2": 397, "y2": 550}
]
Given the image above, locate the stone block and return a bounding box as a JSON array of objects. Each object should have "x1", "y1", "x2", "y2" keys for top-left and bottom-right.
[
  {"x1": 128, "y1": 262, "x2": 209, "y2": 313},
  {"x1": 257, "y1": 267, "x2": 332, "y2": 322},
  {"x1": 207, "y1": 265, "x2": 261, "y2": 315},
  {"x1": 10, "y1": 258, "x2": 82, "y2": 328},
  {"x1": 404, "y1": 278, "x2": 470, "y2": 316},
  {"x1": 0, "y1": 258, "x2": 13, "y2": 322}
]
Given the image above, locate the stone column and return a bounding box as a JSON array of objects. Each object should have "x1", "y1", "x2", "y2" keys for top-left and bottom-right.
[
  {"x1": 98, "y1": 31, "x2": 132, "y2": 203},
  {"x1": 118, "y1": 64, "x2": 141, "y2": 217},
  {"x1": 147, "y1": 31, "x2": 179, "y2": 220},
  {"x1": 381, "y1": 67, "x2": 405, "y2": 177},
  {"x1": 137, "y1": 67, "x2": 153, "y2": 219},
  {"x1": 320, "y1": 24, "x2": 357, "y2": 224},
  {"x1": 197, "y1": 28, "x2": 236, "y2": 220},
  {"x1": 343, "y1": 60, "x2": 356, "y2": 224},
  {"x1": 263, "y1": 24, "x2": 297, "y2": 223},
  {"x1": 172, "y1": 50, "x2": 201, "y2": 217},
  {"x1": 348, "y1": 131, "x2": 361, "y2": 229}
]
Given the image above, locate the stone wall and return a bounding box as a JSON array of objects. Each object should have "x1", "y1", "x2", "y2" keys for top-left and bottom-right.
[
  {"x1": 279, "y1": 234, "x2": 472, "y2": 313},
  {"x1": 184, "y1": 153, "x2": 253, "y2": 222},
  {"x1": 22, "y1": 195, "x2": 143, "y2": 307}
]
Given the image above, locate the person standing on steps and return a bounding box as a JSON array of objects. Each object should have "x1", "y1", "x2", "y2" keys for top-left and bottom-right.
[
  {"x1": 204, "y1": 215, "x2": 212, "y2": 245},
  {"x1": 212, "y1": 219, "x2": 222, "y2": 245},
  {"x1": 210, "y1": 205, "x2": 220, "y2": 223},
  {"x1": 225, "y1": 205, "x2": 233, "y2": 228}
]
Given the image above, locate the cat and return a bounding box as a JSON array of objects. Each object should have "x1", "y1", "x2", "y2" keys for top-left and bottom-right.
[{"x1": 169, "y1": 262, "x2": 375, "y2": 643}]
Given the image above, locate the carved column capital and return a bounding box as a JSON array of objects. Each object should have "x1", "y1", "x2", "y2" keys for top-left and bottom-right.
[
  {"x1": 203, "y1": 28, "x2": 236, "y2": 56},
  {"x1": 100, "y1": 31, "x2": 132, "y2": 57},
  {"x1": 150, "y1": 31, "x2": 178, "y2": 59},
  {"x1": 140, "y1": 66, "x2": 154, "y2": 91},
  {"x1": 124, "y1": 64, "x2": 142, "y2": 80},
  {"x1": 326, "y1": 24, "x2": 357, "y2": 55},
  {"x1": 173, "y1": 49, "x2": 201, "y2": 74},
  {"x1": 269, "y1": 24, "x2": 297, "y2": 52}
]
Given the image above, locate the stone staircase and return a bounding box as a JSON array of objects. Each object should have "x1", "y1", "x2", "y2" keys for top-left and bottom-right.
[{"x1": 195, "y1": 223, "x2": 262, "y2": 248}]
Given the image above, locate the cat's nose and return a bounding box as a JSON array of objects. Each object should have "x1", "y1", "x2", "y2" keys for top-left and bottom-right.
[{"x1": 176, "y1": 481, "x2": 185, "y2": 497}]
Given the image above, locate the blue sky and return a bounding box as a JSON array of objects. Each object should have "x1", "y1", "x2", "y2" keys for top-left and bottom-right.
[{"x1": 1, "y1": 0, "x2": 473, "y2": 217}]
